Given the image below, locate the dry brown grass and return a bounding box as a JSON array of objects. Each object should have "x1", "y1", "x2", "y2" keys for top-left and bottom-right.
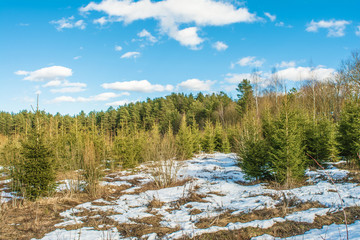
[
  {"x1": 148, "y1": 197, "x2": 165, "y2": 210},
  {"x1": 0, "y1": 193, "x2": 89, "y2": 240},
  {"x1": 190, "y1": 206, "x2": 360, "y2": 240},
  {"x1": 56, "y1": 205, "x2": 180, "y2": 239},
  {"x1": 195, "y1": 200, "x2": 325, "y2": 229}
]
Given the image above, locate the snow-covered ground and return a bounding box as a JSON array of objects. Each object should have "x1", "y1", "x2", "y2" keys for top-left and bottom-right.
[{"x1": 1, "y1": 154, "x2": 360, "y2": 239}]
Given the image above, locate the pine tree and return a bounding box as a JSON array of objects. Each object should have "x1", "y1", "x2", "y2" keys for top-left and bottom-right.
[
  {"x1": 191, "y1": 117, "x2": 202, "y2": 153},
  {"x1": 304, "y1": 117, "x2": 340, "y2": 164},
  {"x1": 214, "y1": 121, "x2": 224, "y2": 152},
  {"x1": 176, "y1": 114, "x2": 193, "y2": 160},
  {"x1": 338, "y1": 99, "x2": 360, "y2": 160},
  {"x1": 236, "y1": 79, "x2": 254, "y2": 116},
  {"x1": 237, "y1": 110, "x2": 270, "y2": 180},
  {"x1": 263, "y1": 103, "x2": 306, "y2": 186},
  {"x1": 202, "y1": 120, "x2": 215, "y2": 153},
  {"x1": 222, "y1": 131, "x2": 231, "y2": 153},
  {"x1": 11, "y1": 112, "x2": 56, "y2": 200}
]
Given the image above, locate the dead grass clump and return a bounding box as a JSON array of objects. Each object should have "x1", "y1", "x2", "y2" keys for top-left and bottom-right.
[
  {"x1": 190, "y1": 208, "x2": 202, "y2": 215},
  {"x1": 172, "y1": 192, "x2": 208, "y2": 210},
  {"x1": 130, "y1": 215, "x2": 163, "y2": 227},
  {"x1": 195, "y1": 200, "x2": 326, "y2": 229},
  {"x1": 266, "y1": 179, "x2": 309, "y2": 190},
  {"x1": 148, "y1": 197, "x2": 165, "y2": 210},
  {"x1": 0, "y1": 194, "x2": 87, "y2": 240},
  {"x1": 193, "y1": 206, "x2": 360, "y2": 240},
  {"x1": 208, "y1": 191, "x2": 226, "y2": 196},
  {"x1": 115, "y1": 222, "x2": 180, "y2": 238}
]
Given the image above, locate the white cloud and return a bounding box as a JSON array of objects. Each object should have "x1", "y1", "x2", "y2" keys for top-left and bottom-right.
[
  {"x1": 50, "y1": 87, "x2": 86, "y2": 93},
  {"x1": 177, "y1": 79, "x2": 215, "y2": 91},
  {"x1": 225, "y1": 73, "x2": 252, "y2": 83},
  {"x1": 138, "y1": 29, "x2": 157, "y2": 43},
  {"x1": 80, "y1": 0, "x2": 259, "y2": 48},
  {"x1": 42, "y1": 79, "x2": 87, "y2": 93},
  {"x1": 235, "y1": 56, "x2": 265, "y2": 68},
  {"x1": 50, "y1": 16, "x2": 86, "y2": 31},
  {"x1": 264, "y1": 12, "x2": 276, "y2": 22},
  {"x1": 121, "y1": 51, "x2": 140, "y2": 59},
  {"x1": 52, "y1": 96, "x2": 76, "y2": 103},
  {"x1": 74, "y1": 56, "x2": 82, "y2": 60},
  {"x1": 169, "y1": 27, "x2": 203, "y2": 49},
  {"x1": 306, "y1": 19, "x2": 351, "y2": 37},
  {"x1": 115, "y1": 45, "x2": 123, "y2": 51},
  {"x1": 275, "y1": 21, "x2": 292, "y2": 28},
  {"x1": 51, "y1": 92, "x2": 128, "y2": 103},
  {"x1": 14, "y1": 70, "x2": 29, "y2": 76},
  {"x1": 43, "y1": 80, "x2": 86, "y2": 88},
  {"x1": 212, "y1": 41, "x2": 228, "y2": 51},
  {"x1": 275, "y1": 66, "x2": 335, "y2": 82},
  {"x1": 275, "y1": 61, "x2": 296, "y2": 68},
  {"x1": 356, "y1": 26, "x2": 360, "y2": 36},
  {"x1": 106, "y1": 100, "x2": 131, "y2": 106},
  {"x1": 102, "y1": 80, "x2": 173, "y2": 93},
  {"x1": 94, "y1": 16, "x2": 108, "y2": 25},
  {"x1": 15, "y1": 66, "x2": 72, "y2": 81}
]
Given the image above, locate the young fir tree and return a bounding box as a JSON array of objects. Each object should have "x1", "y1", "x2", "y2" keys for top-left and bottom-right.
[
  {"x1": 202, "y1": 120, "x2": 215, "y2": 153},
  {"x1": 191, "y1": 117, "x2": 202, "y2": 153},
  {"x1": 113, "y1": 127, "x2": 145, "y2": 168},
  {"x1": 237, "y1": 112, "x2": 269, "y2": 181},
  {"x1": 338, "y1": 99, "x2": 360, "y2": 161},
  {"x1": 236, "y1": 79, "x2": 254, "y2": 116},
  {"x1": 263, "y1": 102, "x2": 306, "y2": 186},
  {"x1": 81, "y1": 137, "x2": 103, "y2": 197},
  {"x1": 176, "y1": 114, "x2": 193, "y2": 160},
  {"x1": 214, "y1": 121, "x2": 224, "y2": 152},
  {"x1": 11, "y1": 112, "x2": 56, "y2": 200},
  {"x1": 304, "y1": 117, "x2": 340, "y2": 164},
  {"x1": 222, "y1": 131, "x2": 231, "y2": 153}
]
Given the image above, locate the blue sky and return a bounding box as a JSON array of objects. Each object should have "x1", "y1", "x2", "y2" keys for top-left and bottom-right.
[{"x1": 1, "y1": 0, "x2": 359, "y2": 115}]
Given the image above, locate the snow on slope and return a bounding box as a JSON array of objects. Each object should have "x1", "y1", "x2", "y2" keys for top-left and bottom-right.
[{"x1": 12, "y1": 153, "x2": 359, "y2": 240}]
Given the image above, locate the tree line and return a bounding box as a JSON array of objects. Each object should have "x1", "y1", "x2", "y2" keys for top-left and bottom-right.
[{"x1": 0, "y1": 51, "x2": 359, "y2": 199}]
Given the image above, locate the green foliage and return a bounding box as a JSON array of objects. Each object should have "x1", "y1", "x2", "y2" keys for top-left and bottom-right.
[
  {"x1": 237, "y1": 114, "x2": 270, "y2": 180},
  {"x1": 201, "y1": 120, "x2": 215, "y2": 153},
  {"x1": 191, "y1": 118, "x2": 202, "y2": 153},
  {"x1": 113, "y1": 128, "x2": 145, "y2": 168},
  {"x1": 304, "y1": 117, "x2": 340, "y2": 164},
  {"x1": 236, "y1": 79, "x2": 254, "y2": 115},
  {"x1": 263, "y1": 105, "x2": 306, "y2": 185},
  {"x1": 11, "y1": 116, "x2": 56, "y2": 200},
  {"x1": 214, "y1": 122, "x2": 224, "y2": 152},
  {"x1": 338, "y1": 99, "x2": 360, "y2": 160},
  {"x1": 176, "y1": 115, "x2": 194, "y2": 160},
  {"x1": 222, "y1": 131, "x2": 231, "y2": 154},
  {"x1": 81, "y1": 138, "x2": 104, "y2": 197}
]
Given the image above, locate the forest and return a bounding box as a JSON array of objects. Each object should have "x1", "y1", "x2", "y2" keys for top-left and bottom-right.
[{"x1": 0, "y1": 51, "x2": 360, "y2": 200}]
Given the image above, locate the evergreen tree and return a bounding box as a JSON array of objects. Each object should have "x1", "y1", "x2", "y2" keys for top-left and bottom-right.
[
  {"x1": 237, "y1": 110, "x2": 270, "y2": 180},
  {"x1": 222, "y1": 131, "x2": 231, "y2": 153},
  {"x1": 304, "y1": 117, "x2": 340, "y2": 164},
  {"x1": 11, "y1": 113, "x2": 56, "y2": 200},
  {"x1": 338, "y1": 99, "x2": 360, "y2": 160},
  {"x1": 176, "y1": 114, "x2": 193, "y2": 160},
  {"x1": 202, "y1": 120, "x2": 215, "y2": 153},
  {"x1": 236, "y1": 79, "x2": 254, "y2": 115},
  {"x1": 263, "y1": 104, "x2": 306, "y2": 186},
  {"x1": 214, "y1": 121, "x2": 224, "y2": 152},
  {"x1": 191, "y1": 117, "x2": 202, "y2": 153}
]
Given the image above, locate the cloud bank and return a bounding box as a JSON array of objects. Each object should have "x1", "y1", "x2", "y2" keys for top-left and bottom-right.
[{"x1": 80, "y1": 0, "x2": 259, "y2": 48}]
